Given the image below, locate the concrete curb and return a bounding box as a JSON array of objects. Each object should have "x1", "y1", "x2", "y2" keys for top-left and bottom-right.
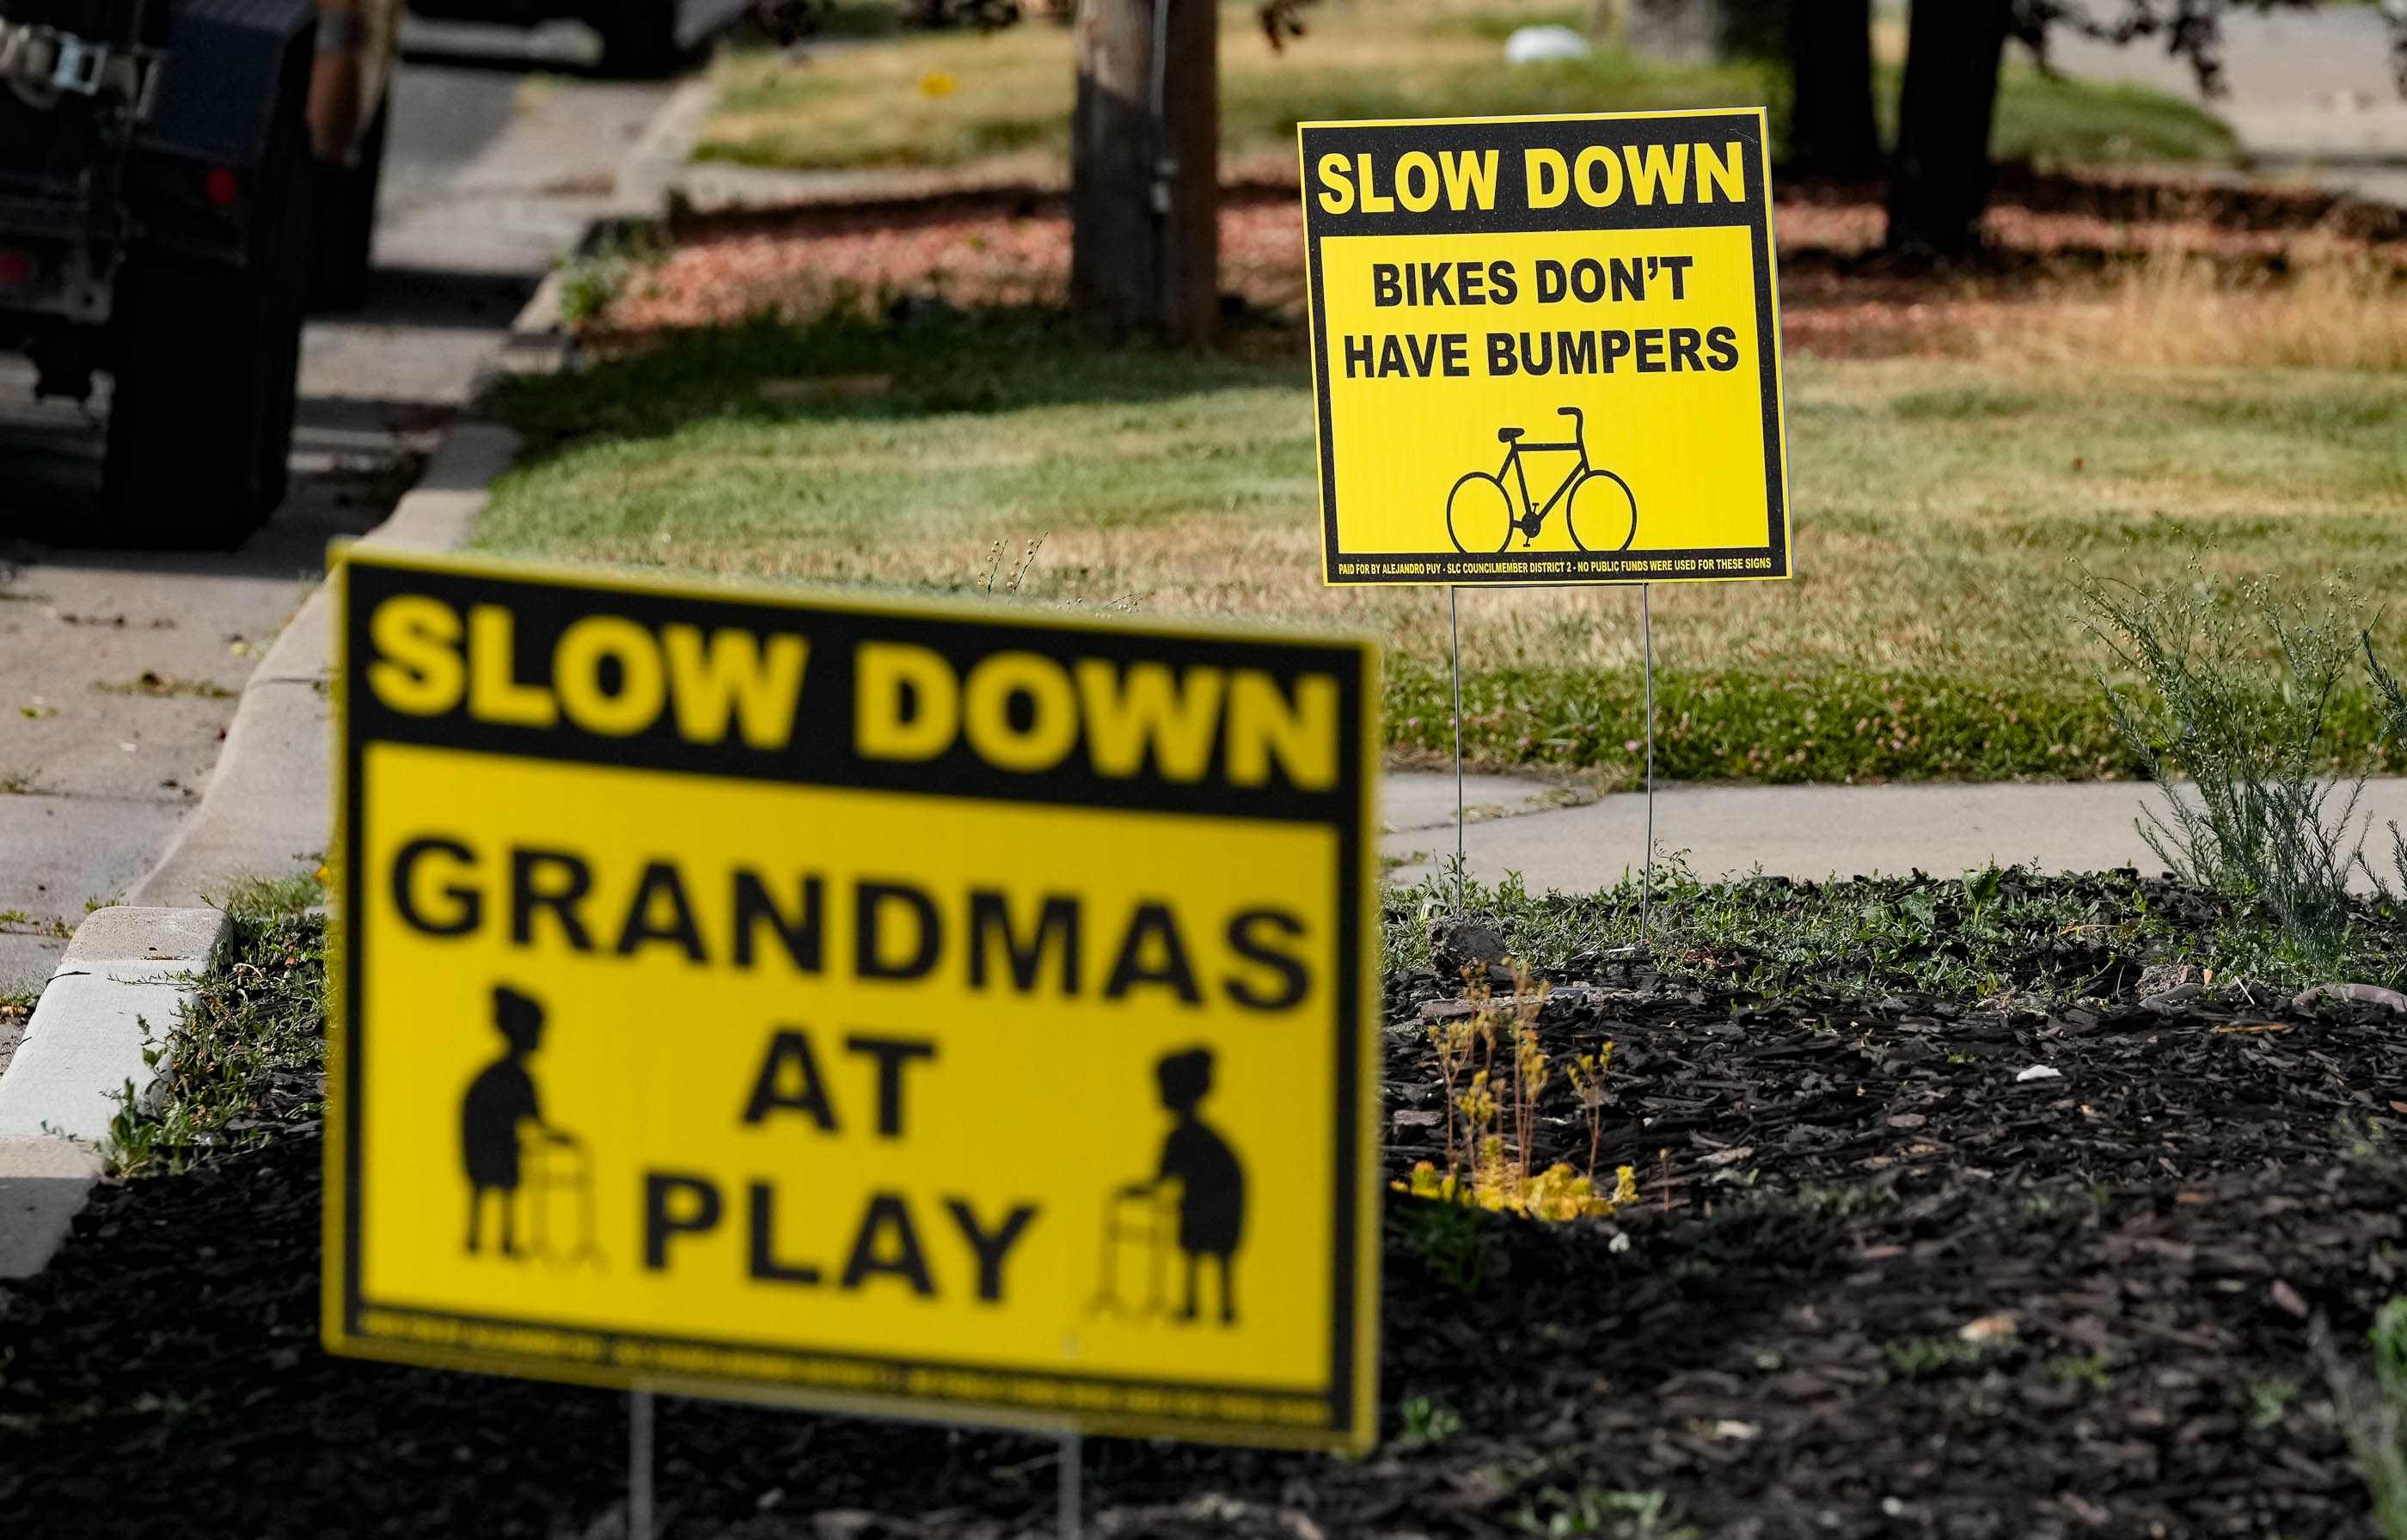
[
  {"x1": 616, "y1": 76, "x2": 718, "y2": 225},
  {"x1": 0, "y1": 907, "x2": 229, "y2": 1278},
  {"x1": 498, "y1": 75, "x2": 718, "y2": 375}
]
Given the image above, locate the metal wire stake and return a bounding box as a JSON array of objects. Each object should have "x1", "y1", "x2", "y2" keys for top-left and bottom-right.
[
  {"x1": 1640, "y1": 582, "x2": 1657, "y2": 947},
  {"x1": 1060, "y1": 1428, "x2": 1082, "y2": 1540},
  {"x1": 1449, "y1": 584, "x2": 1465, "y2": 913},
  {"x1": 629, "y1": 1389, "x2": 655, "y2": 1540}
]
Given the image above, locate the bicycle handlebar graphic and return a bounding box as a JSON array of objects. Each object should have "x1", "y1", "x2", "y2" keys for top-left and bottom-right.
[{"x1": 1497, "y1": 406, "x2": 1584, "y2": 446}]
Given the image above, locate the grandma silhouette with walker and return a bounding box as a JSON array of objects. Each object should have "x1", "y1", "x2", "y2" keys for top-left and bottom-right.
[
  {"x1": 1092, "y1": 1047, "x2": 1246, "y2": 1325},
  {"x1": 461, "y1": 984, "x2": 595, "y2": 1263}
]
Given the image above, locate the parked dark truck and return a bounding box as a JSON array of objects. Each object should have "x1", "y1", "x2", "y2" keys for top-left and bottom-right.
[{"x1": 0, "y1": 0, "x2": 396, "y2": 546}]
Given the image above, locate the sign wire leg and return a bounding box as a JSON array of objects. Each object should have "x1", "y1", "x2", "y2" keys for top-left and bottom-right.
[
  {"x1": 1449, "y1": 584, "x2": 1465, "y2": 913},
  {"x1": 1640, "y1": 582, "x2": 1656, "y2": 947},
  {"x1": 629, "y1": 1388, "x2": 655, "y2": 1540},
  {"x1": 1060, "y1": 1427, "x2": 1082, "y2": 1540}
]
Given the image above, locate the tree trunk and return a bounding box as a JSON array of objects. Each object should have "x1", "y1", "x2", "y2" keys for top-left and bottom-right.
[
  {"x1": 1885, "y1": 0, "x2": 2011, "y2": 257},
  {"x1": 1071, "y1": 0, "x2": 1217, "y2": 342},
  {"x1": 1787, "y1": 0, "x2": 1878, "y2": 179}
]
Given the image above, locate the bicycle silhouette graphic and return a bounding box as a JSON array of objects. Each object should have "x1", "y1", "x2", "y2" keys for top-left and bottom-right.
[{"x1": 1445, "y1": 406, "x2": 1638, "y2": 554}]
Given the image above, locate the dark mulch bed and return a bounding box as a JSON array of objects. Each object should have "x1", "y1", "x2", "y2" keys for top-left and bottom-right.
[{"x1": 4, "y1": 950, "x2": 2404, "y2": 1537}]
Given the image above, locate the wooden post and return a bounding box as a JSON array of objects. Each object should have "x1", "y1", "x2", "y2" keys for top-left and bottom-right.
[{"x1": 1070, "y1": 0, "x2": 1218, "y2": 342}]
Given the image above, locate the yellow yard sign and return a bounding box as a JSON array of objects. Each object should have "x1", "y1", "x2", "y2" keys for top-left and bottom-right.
[
  {"x1": 1299, "y1": 107, "x2": 1791, "y2": 586},
  {"x1": 322, "y1": 547, "x2": 1381, "y2": 1451}
]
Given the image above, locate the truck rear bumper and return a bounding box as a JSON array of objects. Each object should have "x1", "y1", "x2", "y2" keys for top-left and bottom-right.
[{"x1": 0, "y1": 186, "x2": 113, "y2": 323}]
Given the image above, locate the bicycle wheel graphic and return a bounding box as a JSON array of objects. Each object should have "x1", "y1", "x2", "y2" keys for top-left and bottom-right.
[
  {"x1": 1565, "y1": 469, "x2": 1638, "y2": 553},
  {"x1": 1446, "y1": 471, "x2": 1514, "y2": 553}
]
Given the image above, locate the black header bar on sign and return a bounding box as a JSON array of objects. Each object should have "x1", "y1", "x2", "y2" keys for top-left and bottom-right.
[
  {"x1": 339, "y1": 552, "x2": 1373, "y2": 825},
  {"x1": 1297, "y1": 110, "x2": 1767, "y2": 239}
]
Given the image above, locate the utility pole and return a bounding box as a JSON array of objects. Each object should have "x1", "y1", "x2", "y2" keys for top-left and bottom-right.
[{"x1": 1070, "y1": 0, "x2": 1218, "y2": 342}]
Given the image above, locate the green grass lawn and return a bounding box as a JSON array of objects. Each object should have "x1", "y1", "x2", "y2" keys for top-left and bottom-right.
[
  {"x1": 478, "y1": 309, "x2": 2407, "y2": 785},
  {"x1": 1983, "y1": 59, "x2": 2235, "y2": 168},
  {"x1": 695, "y1": 0, "x2": 2232, "y2": 176}
]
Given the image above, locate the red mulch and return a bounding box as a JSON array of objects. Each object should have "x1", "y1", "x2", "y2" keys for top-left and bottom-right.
[{"x1": 596, "y1": 168, "x2": 2407, "y2": 359}]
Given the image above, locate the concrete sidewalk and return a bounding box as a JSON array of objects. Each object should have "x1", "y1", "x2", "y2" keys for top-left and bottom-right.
[
  {"x1": 127, "y1": 425, "x2": 519, "y2": 908},
  {"x1": 1381, "y1": 773, "x2": 2407, "y2": 892},
  {"x1": 2052, "y1": 9, "x2": 2407, "y2": 205}
]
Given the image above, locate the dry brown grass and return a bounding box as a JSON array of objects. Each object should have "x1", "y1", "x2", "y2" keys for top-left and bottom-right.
[{"x1": 2006, "y1": 241, "x2": 2407, "y2": 372}]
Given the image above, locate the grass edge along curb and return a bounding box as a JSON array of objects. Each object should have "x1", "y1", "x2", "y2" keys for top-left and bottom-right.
[
  {"x1": 1389, "y1": 663, "x2": 2407, "y2": 787},
  {"x1": 1378, "y1": 861, "x2": 2407, "y2": 998},
  {"x1": 103, "y1": 883, "x2": 325, "y2": 1180}
]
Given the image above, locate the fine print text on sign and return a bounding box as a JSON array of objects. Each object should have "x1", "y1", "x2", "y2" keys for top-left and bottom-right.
[
  {"x1": 1299, "y1": 108, "x2": 1791, "y2": 586},
  {"x1": 324, "y1": 547, "x2": 1382, "y2": 1451}
]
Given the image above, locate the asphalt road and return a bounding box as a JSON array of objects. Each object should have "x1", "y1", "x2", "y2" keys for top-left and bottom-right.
[{"x1": 0, "y1": 44, "x2": 684, "y2": 995}]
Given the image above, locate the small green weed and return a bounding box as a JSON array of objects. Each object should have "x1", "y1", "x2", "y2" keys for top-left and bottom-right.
[
  {"x1": 207, "y1": 867, "x2": 326, "y2": 926},
  {"x1": 1388, "y1": 1195, "x2": 1496, "y2": 1297},
  {"x1": 93, "y1": 672, "x2": 234, "y2": 700},
  {"x1": 1798, "y1": 1182, "x2": 1894, "y2": 1219},
  {"x1": 127, "y1": 1387, "x2": 213, "y2": 1427},
  {"x1": 1963, "y1": 864, "x2": 2005, "y2": 926},
  {"x1": 1397, "y1": 1394, "x2": 1462, "y2": 1445},
  {"x1": 1883, "y1": 1335, "x2": 1986, "y2": 1378},
  {"x1": 2341, "y1": 1117, "x2": 2407, "y2": 1200},
  {"x1": 2248, "y1": 1377, "x2": 2300, "y2": 1430},
  {"x1": 555, "y1": 221, "x2": 671, "y2": 331},
  {"x1": 1512, "y1": 1485, "x2": 1694, "y2": 1539},
  {"x1": 104, "y1": 1072, "x2": 195, "y2": 1178},
  {"x1": 2049, "y1": 1353, "x2": 2115, "y2": 1390}
]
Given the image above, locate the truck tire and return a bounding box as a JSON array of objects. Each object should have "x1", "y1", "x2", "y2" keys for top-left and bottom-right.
[
  {"x1": 596, "y1": 0, "x2": 683, "y2": 77},
  {"x1": 103, "y1": 70, "x2": 311, "y2": 547},
  {"x1": 308, "y1": 95, "x2": 389, "y2": 311}
]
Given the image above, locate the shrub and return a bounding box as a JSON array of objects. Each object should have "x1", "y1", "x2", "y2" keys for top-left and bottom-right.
[
  {"x1": 2318, "y1": 1298, "x2": 2407, "y2": 1539},
  {"x1": 2079, "y1": 564, "x2": 2371, "y2": 977}
]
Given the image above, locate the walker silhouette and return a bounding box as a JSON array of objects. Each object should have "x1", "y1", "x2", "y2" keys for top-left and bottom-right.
[
  {"x1": 1089, "y1": 1048, "x2": 1245, "y2": 1326},
  {"x1": 461, "y1": 984, "x2": 602, "y2": 1268}
]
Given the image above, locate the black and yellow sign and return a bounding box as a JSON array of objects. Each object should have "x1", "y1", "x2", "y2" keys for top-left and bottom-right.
[
  {"x1": 323, "y1": 547, "x2": 1381, "y2": 1451},
  {"x1": 1299, "y1": 107, "x2": 1791, "y2": 586}
]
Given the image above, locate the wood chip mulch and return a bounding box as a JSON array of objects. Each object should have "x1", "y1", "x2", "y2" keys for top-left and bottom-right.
[
  {"x1": 2, "y1": 955, "x2": 2403, "y2": 1537},
  {"x1": 596, "y1": 164, "x2": 2407, "y2": 366}
]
